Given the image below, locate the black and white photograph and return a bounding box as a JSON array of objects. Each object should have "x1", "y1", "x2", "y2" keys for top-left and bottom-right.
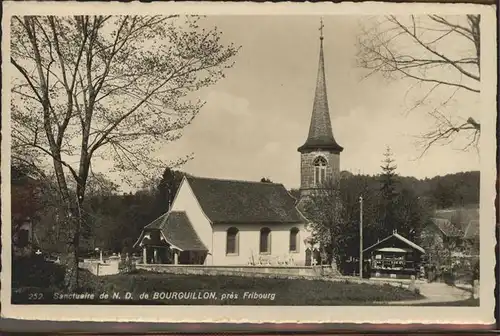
[{"x1": 1, "y1": 1, "x2": 496, "y2": 324}]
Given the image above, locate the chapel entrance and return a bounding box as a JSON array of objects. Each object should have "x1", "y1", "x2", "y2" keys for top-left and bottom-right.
[
  {"x1": 134, "y1": 211, "x2": 209, "y2": 265},
  {"x1": 305, "y1": 247, "x2": 321, "y2": 266},
  {"x1": 305, "y1": 248, "x2": 312, "y2": 266}
]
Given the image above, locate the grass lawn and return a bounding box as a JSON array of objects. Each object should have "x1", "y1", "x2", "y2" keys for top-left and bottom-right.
[{"x1": 13, "y1": 270, "x2": 423, "y2": 305}]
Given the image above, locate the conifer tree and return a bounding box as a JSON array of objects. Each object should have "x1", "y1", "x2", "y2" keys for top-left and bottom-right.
[
  {"x1": 380, "y1": 146, "x2": 398, "y2": 199},
  {"x1": 156, "y1": 168, "x2": 186, "y2": 214},
  {"x1": 379, "y1": 146, "x2": 399, "y2": 235}
]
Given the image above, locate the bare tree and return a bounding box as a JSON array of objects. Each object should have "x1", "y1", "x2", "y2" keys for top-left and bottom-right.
[
  {"x1": 357, "y1": 15, "x2": 480, "y2": 154},
  {"x1": 10, "y1": 15, "x2": 239, "y2": 290}
]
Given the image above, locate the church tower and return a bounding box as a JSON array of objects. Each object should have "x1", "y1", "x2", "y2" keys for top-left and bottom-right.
[{"x1": 298, "y1": 20, "x2": 343, "y2": 197}]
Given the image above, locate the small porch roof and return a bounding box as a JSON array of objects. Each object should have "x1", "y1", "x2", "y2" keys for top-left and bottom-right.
[{"x1": 134, "y1": 211, "x2": 208, "y2": 252}]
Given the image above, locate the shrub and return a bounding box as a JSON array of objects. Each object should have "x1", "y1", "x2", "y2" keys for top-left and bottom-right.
[
  {"x1": 472, "y1": 261, "x2": 479, "y2": 281},
  {"x1": 442, "y1": 271, "x2": 455, "y2": 285},
  {"x1": 77, "y1": 268, "x2": 102, "y2": 292},
  {"x1": 118, "y1": 258, "x2": 136, "y2": 274},
  {"x1": 12, "y1": 256, "x2": 65, "y2": 290}
]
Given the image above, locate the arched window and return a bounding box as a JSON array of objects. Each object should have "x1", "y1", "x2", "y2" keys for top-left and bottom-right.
[
  {"x1": 226, "y1": 227, "x2": 239, "y2": 255},
  {"x1": 260, "y1": 227, "x2": 271, "y2": 254},
  {"x1": 289, "y1": 227, "x2": 299, "y2": 252},
  {"x1": 314, "y1": 156, "x2": 327, "y2": 186}
]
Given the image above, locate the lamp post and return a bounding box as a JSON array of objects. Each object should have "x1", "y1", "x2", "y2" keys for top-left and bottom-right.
[
  {"x1": 359, "y1": 195, "x2": 363, "y2": 279},
  {"x1": 95, "y1": 247, "x2": 103, "y2": 263}
]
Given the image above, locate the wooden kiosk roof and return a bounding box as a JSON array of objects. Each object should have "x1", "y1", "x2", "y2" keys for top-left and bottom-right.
[{"x1": 363, "y1": 232, "x2": 425, "y2": 254}]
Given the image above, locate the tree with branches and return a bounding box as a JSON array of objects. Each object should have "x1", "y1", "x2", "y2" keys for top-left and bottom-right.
[
  {"x1": 10, "y1": 15, "x2": 239, "y2": 290},
  {"x1": 357, "y1": 15, "x2": 480, "y2": 154},
  {"x1": 301, "y1": 179, "x2": 345, "y2": 274}
]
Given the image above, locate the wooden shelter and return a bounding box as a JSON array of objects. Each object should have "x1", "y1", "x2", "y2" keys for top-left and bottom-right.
[{"x1": 363, "y1": 231, "x2": 425, "y2": 279}]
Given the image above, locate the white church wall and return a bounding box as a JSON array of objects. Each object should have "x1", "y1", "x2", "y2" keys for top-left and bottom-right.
[
  {"x1": 170, "y1": 179, "x2": 214, "y2": 265},
  {"x1": 212, "y1": 223, "x2": 308, "y2": 266}
]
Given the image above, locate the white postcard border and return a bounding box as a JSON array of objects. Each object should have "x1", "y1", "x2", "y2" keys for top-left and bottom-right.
[{"x1": 1, "y1": 1, "x2": 497, "y2": 324}]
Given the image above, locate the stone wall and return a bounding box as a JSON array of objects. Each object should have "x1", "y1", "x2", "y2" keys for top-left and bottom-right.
[
  {"x1": 80, "y1": 258, "x2": 120, "y2": 276},
  {"x1": 137, "y1": 264, "x2": 334, "y2": 278},
  {"x1": 135, "y1": 264, "x2": 415, "y2": 289}
]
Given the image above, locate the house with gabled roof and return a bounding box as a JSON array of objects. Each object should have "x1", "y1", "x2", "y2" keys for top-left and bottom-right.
[
  {"x1": 437, "y1": 208, "x2": 479, "y2": 242},
  {"x1": 134, "y1": 176, "x2": 311, "y2": 266},
  {"x1": 420, "y1": 207, "x2": 479, "y2": 264}
]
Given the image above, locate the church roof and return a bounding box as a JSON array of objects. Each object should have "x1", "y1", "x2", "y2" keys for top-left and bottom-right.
[
  {"x1": 186, "y1": 176, "x2": 305, "y2": 224},
  {"x1": 143, "y1": 211, "x2": 207, "y2": 251},
  {"x1": 298, "y1": 30, "x2": 343, "y2": 153}
]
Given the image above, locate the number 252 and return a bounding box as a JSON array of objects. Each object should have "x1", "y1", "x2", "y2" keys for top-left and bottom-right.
[{"x1": 29, "y1": 293, "x2": 43, "y2": 300}]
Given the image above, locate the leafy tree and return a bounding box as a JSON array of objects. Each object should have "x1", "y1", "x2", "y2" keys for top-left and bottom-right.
[
  {"x1": 426, "y1": 171, "x2": 480, "y2": 208},
  {"x1": 288, "y1": 188, "x2": 301, "y2": 201},
  {"x1": 393, "y1": 187, "x2": 429, "y2": 242},
  {"x1": 155, "y1": 167, "x2": 187, "y2": 215},
  {"x1": 26, "y1": 172, "x2": 121, "y2": 255},
  {"x1": 11, "y1": 161, "x2": 68, "y2": 256},
  {"x1": 11, "y1": 164, "x2": 42, "y2": 254},
  {"x1": 301, "y1": 169, "x2": 434, "y2": 275},
  {"x1": 357, "y1": 15, "x2": 480, "y2": 153},
  {"x1": 301, "y1": 179, "x2": 345, "y2": 273},
  {"x1": 337, "y1": 174, "x2": 379, "y2": 272},
  {"x1": 11, "y1": 15, "x2": 239, "y2": 290},
  {"x1": 260, "y1": 177, "x2": 272, "y2": 183},
  {"x1": 432, "y1": 179, "x2": 456, "y2": 209},
  {"x1": 80, "y1": 188, "x2": 158, "y2": 255}
]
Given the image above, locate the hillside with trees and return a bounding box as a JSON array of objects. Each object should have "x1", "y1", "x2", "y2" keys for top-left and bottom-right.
[
  {"x1": 25, "y1": 166, "x2": 478, "y2": 258},
  {"x1": 15, "y1": 157, "x2": 479, "y2": 277},
  {"x1": 295, "y1": 149, "x2": 478, "y2": 275},
  {"x1": 291, "y1": 170, "x2": 479, "y2": 211}
]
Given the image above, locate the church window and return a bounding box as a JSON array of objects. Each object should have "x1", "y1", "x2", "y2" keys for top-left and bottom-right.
[
  {"x1": 226, "y1": 227, "x2": 239, "y2": 255},
  {"x1": 260, "y1": 227, "x2": 271, "y2": 254},
  {"x1": 314, "y1": 156, "x2": 327, "y2": 186},
  {"x1": 289, "y1": 227, "x2": 299, "y2": 252}
]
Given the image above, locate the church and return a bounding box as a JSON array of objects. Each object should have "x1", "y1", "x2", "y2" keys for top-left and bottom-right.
[{"x1": 134, "y1": 23, "x2": 344, "y2": 267}]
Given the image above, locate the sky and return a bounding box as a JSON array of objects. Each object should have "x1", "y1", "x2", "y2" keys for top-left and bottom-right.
[{"x1": 91, "y1": 15, "x2": 481, "y2": 192}]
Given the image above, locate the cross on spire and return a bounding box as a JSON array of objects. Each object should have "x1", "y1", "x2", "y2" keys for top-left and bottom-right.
[
  {"x1": 297, "y1": 16, "x2": 343, "y2": 154},
  {"x1": 319, "y1": 18, "x2": 324, "y2": 40}
]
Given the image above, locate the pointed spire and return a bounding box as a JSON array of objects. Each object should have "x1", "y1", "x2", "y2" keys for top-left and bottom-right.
[{"x1": 298, "y1": 20, "x2": 343, "y2": 154}]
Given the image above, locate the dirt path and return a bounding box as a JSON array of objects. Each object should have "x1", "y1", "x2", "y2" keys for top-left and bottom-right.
[{"x1": 387, "y1": 282, "x2": 472, "y2": 305}]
